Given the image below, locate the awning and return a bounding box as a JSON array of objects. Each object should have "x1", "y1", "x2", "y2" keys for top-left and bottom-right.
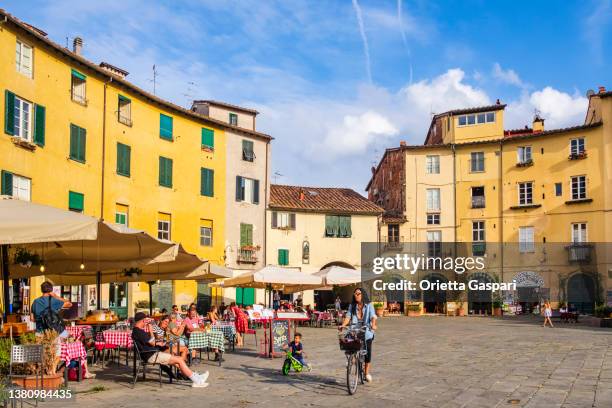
[
  {"x1": 314, "y1": 266, "x2": 362, "y2": 286},
  {"x1": 220, "y1": 265, "x2": 322, "y2": 290}
]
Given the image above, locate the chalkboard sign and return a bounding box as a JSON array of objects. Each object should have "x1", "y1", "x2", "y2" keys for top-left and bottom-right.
[{"x1": 271, "y1": 319, "x2": 290, "y2": 355}]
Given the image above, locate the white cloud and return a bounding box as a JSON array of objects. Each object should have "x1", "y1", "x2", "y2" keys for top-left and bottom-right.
[{"x1": 492, "y1": 63, "x2": 526, "y2": 88}]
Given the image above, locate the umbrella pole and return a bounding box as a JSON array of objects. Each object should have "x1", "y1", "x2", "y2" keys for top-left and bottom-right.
[
  {"x1": 96, "y1": 271, "x2": 101, "y2": 309},
  {"x1": 148, "y1": 282, "x2": 154, "y2": 316},
  {"x1": 2, "y1": 245, "x2": 10, "y2": 319}
]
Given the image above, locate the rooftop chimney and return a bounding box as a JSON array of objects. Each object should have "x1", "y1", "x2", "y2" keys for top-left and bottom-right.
[
  {"x1": 399, "y1": 140, "x2": 407, "y2": 147},
  {"x1": 599, "y1": 86, "x2": 607, "y2": 94},
  {"x1": 299, "y1": 189, "x2": 305, "y2": 201},
  {"x1": 99, "y1": 62, "x2": 129, "y2": 79},
  {"x1": 73, "y1": 37, "x2": 83, "y2": 56},
  {"x1": 495, "y1": 98, "x2": 501, "y2": 105},
  {"x1": 533, "y1": 114, "x2": 545, "y2": 133}
]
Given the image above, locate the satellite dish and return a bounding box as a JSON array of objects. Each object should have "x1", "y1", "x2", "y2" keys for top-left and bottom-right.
[{"x1": 586, "y1": 89, "x2": 595, "y2": 97}]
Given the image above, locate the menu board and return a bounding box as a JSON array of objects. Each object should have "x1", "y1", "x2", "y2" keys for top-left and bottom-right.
[{"x1": 271, "y1": 319, "x2": 289, "y2": 355}]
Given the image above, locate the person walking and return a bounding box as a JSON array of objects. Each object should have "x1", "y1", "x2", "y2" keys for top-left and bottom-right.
[{"x1": 543, "y1": 300, "x2": 554, "y2": 328}]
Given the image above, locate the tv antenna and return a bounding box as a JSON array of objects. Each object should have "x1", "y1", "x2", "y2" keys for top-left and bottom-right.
[
  {"x1": 150, "y1": 65, "x2": 158, "y2": 95},
  {"x1": 272, "y1": 171, "x2": 284, "y2": 183}
]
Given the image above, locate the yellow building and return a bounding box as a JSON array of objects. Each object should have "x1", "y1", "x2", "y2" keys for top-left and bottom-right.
[
  {"x1": 0, "y1": 10, "x2": 270, "y2": 317},
  {"x1": 368, "y1": 92, "x2": 612, "y2": 315}
]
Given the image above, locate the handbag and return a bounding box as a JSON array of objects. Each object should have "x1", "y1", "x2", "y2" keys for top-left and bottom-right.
[{"x1": 39, "y1": 296, "x2": 66, "y2": 334}]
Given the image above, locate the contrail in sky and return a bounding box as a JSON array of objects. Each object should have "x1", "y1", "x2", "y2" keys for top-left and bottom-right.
[
  {"x1": 352, "y1": 0, "x2": 372, "y2": 84},
  {"x1": 397, "y1": 0, "x2": 413, "y2": 84}
]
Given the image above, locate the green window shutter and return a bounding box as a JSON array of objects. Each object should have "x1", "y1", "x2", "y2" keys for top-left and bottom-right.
[
  {"x1": 235, "y1": 176, "x2": 243, "y2": 201},
  {"x1": 278, "y1": 249, "x2": 289, "y2": 265},
  {"x1": 271, "y1": 211, "x2": 277, "y2": 228},
  {"x1": 159, "y1": 114, "x2": 173, "y2": 140},
  {"x1": 68, "y1": 191, "x2": 84, "y2": 212},
  {"x1": 242, "y1": 140, "x2": 254, "y2": 161},
  {"x1": 236, "y1": 287, "x2": 244, "y2": 305},
  {"x1": 325, "y1": 215, "x2": 339, "y2": 237},
  {"x1": 253, "y1": 179, "x2": 260, "y2": 204},
  {"x1": 4, "y1": 91, "x2": 15, "y2": 135},
  {"x1": 117, "y1": 143, "x2": 131, "y2": 176},
  {"x1": 345, "y1": 216, "x2": 352, "y2": 237},
  {"x1": 159, "y1": 157, "x2": 173, "y2": 187},
  {"x1": 69, "y1": 125, "x2": 78, "y2": 160},
  {"x1": 1, "y1": 170, "x2": 13, "y2": 196},
  {"x1": 201, "y1": 128, "x2": 214, "y2": 149},
  {"x1": 118, "y1": 95, "x2": 130, "y2": 103},
  {"x1": 201, "y1": 168, "x2": 214, "y2": 197},
  {"x1": 69, "y1": 124, "x2": 86, "y2": 162},
  {"x1": 33, "y1": 104, "x2": 45, "y2": 147},
  {"x1": 71, "y1": 69, "x2": 86, "y2": 81},
  {"x1": 338, "y1": 216, "x2": 351, "y2": 237},
  {"x1": 243, "y1": 288, "x2": 254, "y2": 306},
  {"x1": 240, "y1": 223, "x2": 253, "y2": 246}
]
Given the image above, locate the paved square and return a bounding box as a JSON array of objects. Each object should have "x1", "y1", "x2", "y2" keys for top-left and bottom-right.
[{"x1": 49, "y1": 317, "x2": 612, "y2": 408}]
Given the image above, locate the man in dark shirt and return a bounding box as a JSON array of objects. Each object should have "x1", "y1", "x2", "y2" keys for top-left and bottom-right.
[{"x1": 132, "y1": 312, "x2": 209, "y2": 388}]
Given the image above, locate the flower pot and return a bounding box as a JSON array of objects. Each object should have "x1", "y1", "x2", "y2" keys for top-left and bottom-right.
[
  {"x1": 456, "y1": 309, "x2": 465, "y2": 317},
  {"x1": 493, "y1": 307, "x2": 502, "y2": 317},
  {"x1": 11, "y1": 373, "x2": 64, "y2": 389},
  {"x1": 374, "y1": 307, "x2": 385, "y2": 317},
  {"x1": 407, "y1": 310, "x2": 420, "y2": 317}
]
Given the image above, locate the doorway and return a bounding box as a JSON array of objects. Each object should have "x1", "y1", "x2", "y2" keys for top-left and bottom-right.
[
  {"x1": 567, "y1": 273, "x2": 595, "y2": 314},
  {"x1": 423, "y1": 274, "x2": 447, "y2": 314},
  {"x1": 109, "y1": 283, "x2": 128, "y2": 318}
]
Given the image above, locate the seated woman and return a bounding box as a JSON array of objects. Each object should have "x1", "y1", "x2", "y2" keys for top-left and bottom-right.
[
  {"x1": 207, "y1": 306, "x2": 220, "y2": 324},
  {"x1": 183, "y1": 309, "x2": 203, "y2": 335},
  {"x1": 230, "y1": 302, "x2": 248, "y2": 347},
  {"x1": 160, "y1": 314, "x2": 188, "y2": 361}
]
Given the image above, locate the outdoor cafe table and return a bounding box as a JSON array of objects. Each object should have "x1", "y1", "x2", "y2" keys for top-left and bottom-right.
[
  {"x1": 211, "y1": 322, "x2": 236, "y2": 340},
  {"x1": 66, "y1": 325, "x2": 92, "y2": 340},
  {"x1": 188, "y1": 331, "x2": 225, "y2": 352},
  {"x1": 98, "y1": 329, "x2": 133, "y2": 348},
  {"x1": 60, "y1": 340, "x2": 87, "y2": 382}
]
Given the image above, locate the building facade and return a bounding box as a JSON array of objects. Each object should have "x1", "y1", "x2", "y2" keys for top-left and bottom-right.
[
  {"x1": 192, "y1": 100, "x2": 271, "y2": 307},
  {"x1": 368, "y1": 91, "x2": 612, "y2": 315},
  {"x1": 0, "y1": 10, "x2": 272, "y2": 317},
  {"x1": 266, "y1": 185, "x2": 382, "y2": 308}
]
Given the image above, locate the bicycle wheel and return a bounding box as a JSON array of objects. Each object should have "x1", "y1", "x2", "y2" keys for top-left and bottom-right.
[
  {"x1": 346, "y1": 353, "x2": 359, "y2": 395},
  {"x1": 282, "y1": 359, "x2": 291, "y2": 376}
]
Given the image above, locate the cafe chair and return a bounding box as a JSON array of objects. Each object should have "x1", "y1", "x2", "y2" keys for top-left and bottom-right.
[
  {"x1": 131, "y1": 341, "x2": 163, "y2": 388},
  {"x1": 9, "y1": 344, "x2": 44, "y2": 407}
]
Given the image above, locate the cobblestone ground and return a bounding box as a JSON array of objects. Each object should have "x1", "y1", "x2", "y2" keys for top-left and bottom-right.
[{"x1": 46, "y1": 316, "x2": 612, "y2": 408}]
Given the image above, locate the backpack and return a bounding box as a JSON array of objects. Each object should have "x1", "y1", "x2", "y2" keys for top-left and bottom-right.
[{"x1": 39, "y1": 296, "x2": 66, "y2": 334}]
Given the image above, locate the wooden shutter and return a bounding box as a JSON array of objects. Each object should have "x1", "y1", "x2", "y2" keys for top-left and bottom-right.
[
  {"x1": 159, "y1": 157, "x2": 172, "y2": 187},
  {"x1": 243, "y1": 288, "x2": 254, "y2": 306},
  {"x1": 289, "y1": 213, "x2": 296, "y2": 230},
  {"x1": 271, "y1": 211, "x2": 277, "y2": 228},
  {"x1": 159, "y1": 114, "x2": 173, "y2": 140},
  {"x1": 201, "y1": 128, "x2": 214, "y2": 149},
  {"x1": 325, "y1": 215, "x2": 339, "y2": 237},
  {"x1": 201, "y1": 168, "x2": 214, "y2": 197},
  {"x1": 33, "y1": 104, "x2": 46, "y2": 146},
  {"x1": 4, "y1": 91, "x2": 15, "y2": 135},
  {"x1": 70, "y1": 124, "x2": 85, "y2": 161},
  {"x1": 70, "y1": 125, "x2": 78, "y2": 159},
  {"x1": 240, "y1": 223, "x2": 253, "y2": 246},
  {"x1": 117, "y1": 143, "x2": 131, "y2": 176},
  {"x1": 68, "y1": 191, "x2": 84, "y2": 212},
  {"x1": 278, "y1": 249, "x2": 289, "y2": 265},
  {"x1": 235, "y1": 176, "x2": 243, "y2": 201},
  {"x1": 253, "y1": 179, "x2": 260, "y2": 204},
  {"x1": 71, "y1": 69, "x2": 86, "y2": 81},
  {"x1": 1, "y1": 170, "x2": 13, "y2": 196}
]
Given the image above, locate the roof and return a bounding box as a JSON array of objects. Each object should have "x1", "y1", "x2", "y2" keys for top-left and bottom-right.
[
  {"x1": 0, "y1": 8, "x2": 272, "y2": 142},
  {"x1": 269, "y1": 185, "x2": 383, "y2": 215},
  {"x1": 193, "y1": 100, "x2": 259, "y2": 115}
]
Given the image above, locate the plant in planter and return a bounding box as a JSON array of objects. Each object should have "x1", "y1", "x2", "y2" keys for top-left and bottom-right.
[
  {"x1": 10, "y1": 330, "x2": 63, "y2": 389},
  {"x1": 492, "y1": 299, "x2": 503, "y2": 316},
  {"x1": 455, "y1": 301, "x2": 466, "y2": 316},
  {"x1": 594, "y1": 304, "x2": 612, "y2": 318},
  {"x1": 372, "y1": 302, "x2": 385, "y2": 317},
  {"x1": 406, "y1": 303, "x2": 421, "y2": 317},
  {"x1": 13, "y1": 247, "x2": 41, "y2": 268}
]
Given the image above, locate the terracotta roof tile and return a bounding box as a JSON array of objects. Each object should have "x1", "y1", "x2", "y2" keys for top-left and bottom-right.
[{"x1": 270, "y1": 185, "x2": 383, "y2": 215}]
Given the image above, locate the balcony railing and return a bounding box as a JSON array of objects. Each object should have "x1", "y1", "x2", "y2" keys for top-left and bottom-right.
[
  {"x1": 237, "y1": 246, "x2": 258, "y2": 263},
  {"x1": 471, "y1": 196, "x2": 485, "y2": 209},
  {"x1": 568, "y1": 151, "x2": 587, "y2": 160},
  {"x1": 565, "y1": 244, "x2": 592, "y2": 263},
  {"x1": 472, "y1": 242, "x2": 486, "y2": 256},
  {"x1": 382, "y1": 236, "x2": 403, "y2": 251}
]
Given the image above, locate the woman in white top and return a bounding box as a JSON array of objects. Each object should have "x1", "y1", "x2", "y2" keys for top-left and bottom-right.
[{"x1": 543, "y1": 300, "x2": 554, "y2": 328}]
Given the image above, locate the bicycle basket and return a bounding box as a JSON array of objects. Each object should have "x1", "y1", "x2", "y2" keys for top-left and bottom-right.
[{"x1": 339, "y1": 337, "x2": 362, "y2": 352}]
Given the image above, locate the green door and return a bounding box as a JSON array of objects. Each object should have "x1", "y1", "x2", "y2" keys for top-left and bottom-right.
[
  {"x1": 109, "y1": 283, "x2": 128, "y2": 319},
  {"x1": 236, "y1": 287, "x2": 255, "y2": 306}
]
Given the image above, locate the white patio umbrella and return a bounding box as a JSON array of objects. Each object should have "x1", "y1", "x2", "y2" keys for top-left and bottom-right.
[
  {"x1": 220, "y1": 265, "x2": 322, "y2": 290},
  {"x1": 314, "y1": 266, "x2": 362, "y2": 286}
]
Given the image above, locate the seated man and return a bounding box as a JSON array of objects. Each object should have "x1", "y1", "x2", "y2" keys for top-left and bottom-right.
[{"x1": 131, "y1": 312, "x2": 209, "y2": 388}]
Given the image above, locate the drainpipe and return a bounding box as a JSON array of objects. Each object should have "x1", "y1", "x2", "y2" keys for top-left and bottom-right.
[
  {"x1": 263, "y1": 140, "x2": 270, "y2": 266},
  {"x1": 452, "y1": 144, "x2": 457, "y2": 252},
  {"x1": 100, "y1": 77, "x2": 113, "y2": 220},
  {"x1": 499, "y1": 141, "x2": 504, "y2": 284}
]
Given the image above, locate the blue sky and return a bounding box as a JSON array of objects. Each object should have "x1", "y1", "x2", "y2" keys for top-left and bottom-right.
[{"x1": 4, "y1": 0, "x2": 610, "y2": 192}]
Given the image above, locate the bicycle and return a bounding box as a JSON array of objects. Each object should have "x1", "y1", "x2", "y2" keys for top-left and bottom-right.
[
  {"x1": 281, "y1": 348, "x2": 311, "y2": 375},
  {"x1": 338, "y1": 326, "x2": 367, "y2": 395}
]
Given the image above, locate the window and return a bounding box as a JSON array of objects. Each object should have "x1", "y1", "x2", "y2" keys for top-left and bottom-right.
[
  {"x1": 16, "y1": 40, "x2": 33, "y2": 78},
  {"x1": 570, "y1": 138, "x2": 585, "y2": 156},
  {"x1": 229, "y1": 113, "x2": 238, "y2": 126},
  {"x1": 201, "y1": 128, "x2": 214, "y2": 150},
  {"x1": 240, "y1": 223, "x2": 253, "y2": 246},
  {"x1": 571, "y1": 223, "x2": 587, "y2": 243},
  {"x1": 200, "y1": 168, "x2": 214, "y2": 197},
  {"x1": 159, "y1": 114, "x2": 173, "y2": 140},
  {"x1": 471, "y1": 186, "x2": 485, "y2": 208},
  {"x1": 118, "y1": 95, "x2": 132, "y2": 126},
  {"x1": 200, "y1": 219, "x2": 213, "y2": 246},
  {"x1": 472, "y1": 221, "x2": 485, "y2": 242},
  {"x1": 426, "y1": 213, "x2": 440, "y2": 225},
  {"x1": 235, "y1": 176, "x2": 260, "y2": 204},
  {"x1": 68, "y1": 191, "x2": 84, "y2": 213},
  {"x1": 388, "y1": 224, "x2": 400, "y2": 243},
  {"x1": 325, "y1": 215, "x2": 352, "y2": 238},
  {"x1": 159, "y1": 157, "x2": 173, "y2": 188},
  {"x1": 278, "y1": 249, "x2": 289, "y2": 266},
  {"x1": 1, "y1": 171, "x2": 31, "y2": 201},
  {"x1": 426, "y1": 188, "x2": 440, "y2": 211},
  {"x1": 115, "y1": 204, "x2": 128, "y2": 226},
  {"x1": 555, "y1": 182, "x2": 562, "y2": 197},
  {"x1": 271, "y1": 211, "x2": 296, "y2": 229},
  {"x1": 518, "y1": 182, "x2": 533, "y2": 205},
  {"x1": 4, "y1": 91, "x2": 45, "y2": 146},
  {"x1": 71, "y1": 69, "x2": 87, "y2": 105},
  {"x1": 519, "y1": 227, "x2": 535, "y2": 253},
  {"x1": 427, "y1": 231, "x2": 441, "y2": 257},
  {"x1": 116, "y1": 143, "x2": 131, "y2": 177},
  {"x1": 517, "y1": 146, "x2": 532, "y2": 164},
  {"x1": 69, "y1": 124, "x2": 86, "y2": 163},
  {"x1": 426, "y1": 155, "x2": 440, "y2": 174},
  {"x1": 157, "y1": 213, "x2": 171, "y2": 240},
  {"x1": 457, "y1": 112, "x2": 495, "y2": 127},
  {"x1": 470, "y1": 152, "x2": 485, "y2": 172},
  {"x1": 242, "y1": 140, "x2": 255, "y2": 162},
  {"x1": 571, "y1": 176, "x2": 586, "y2": 200}
]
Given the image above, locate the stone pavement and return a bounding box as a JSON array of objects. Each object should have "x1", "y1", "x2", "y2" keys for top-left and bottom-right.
[{"x1": 47, "y1": 316, "x2": 612, "y2": 408}]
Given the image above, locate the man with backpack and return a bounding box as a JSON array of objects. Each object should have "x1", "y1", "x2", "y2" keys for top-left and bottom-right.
[{"x1": 31, "y1": 281, "x2": 71, "y2": 337}]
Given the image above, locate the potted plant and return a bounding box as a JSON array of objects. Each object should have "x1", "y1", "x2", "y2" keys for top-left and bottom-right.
[
  {"x1": 373, "y1": 302, "x2": 385, "y2": 317},
  {"x1": 406, "y1": 303, "x2": 421, "y2": 317},
  {"x1": 455, "y1": 301, "x2": 466, "y2": 316},
  {"x1": 492, "y1": 300, "x2": 503, "y2": 316},
  {"x1": 10, "y1": 330, "x2": 64, "y2": 389}
]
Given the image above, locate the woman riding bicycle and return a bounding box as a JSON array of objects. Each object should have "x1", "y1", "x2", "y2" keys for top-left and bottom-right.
[{"x1": 339, "y1": 287, "x2": 377, "y2": 382}]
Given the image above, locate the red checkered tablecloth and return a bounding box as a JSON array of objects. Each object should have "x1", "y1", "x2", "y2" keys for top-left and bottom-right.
[
  {"x1": 60, "y1": 341, "x2": 87, "y2": 363},
  {"x1": 96, "y1": 330, "x2": 133, "y2": 349},
  {"x1": 66, "y1": 325, "x2": 92, "y2": 340}
]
